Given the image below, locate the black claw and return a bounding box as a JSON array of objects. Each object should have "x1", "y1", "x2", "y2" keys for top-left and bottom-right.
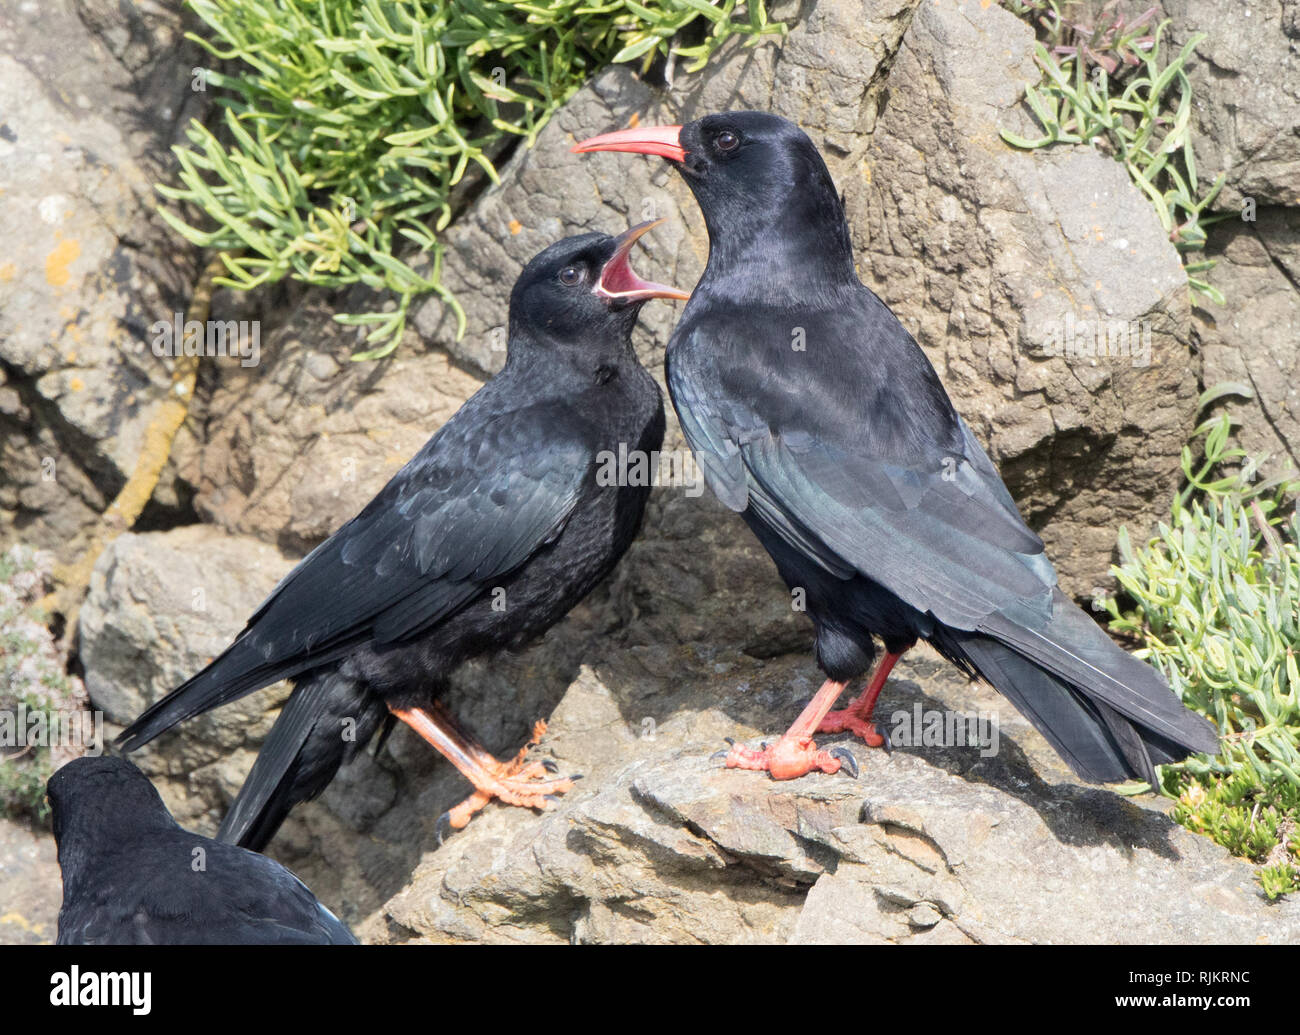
[
  {"x1": 569, "y1": 773, "x2": 585, "y2": 782},
  {"x1": 434, "y1": 811, "x2": 453, "y2": 848},
  {"x1": 875, "y1": 724, "x2": 893, "y2": 754},
  {"x1": 829, "y1": 746, "x2": 860, "y2": 779},
  {"x1": 723, "y1": 737, "x2": 736, "y2": 747},
  {"x1": 710, "y1": 749, "x2": 730, "y2": 763},
  {"x1": 542, "y1": 759, "x2": 559, "y2": 773},
  {"x1": 761, "y1": 741, "x2": 769, "y2": 752}
]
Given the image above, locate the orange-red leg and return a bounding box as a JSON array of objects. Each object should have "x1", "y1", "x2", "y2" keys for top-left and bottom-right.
[
  {"x1": 390, "y1": 704, "x2": 573, "y2": 833},
  {"x1": 724, "y1": 679, "x2": 858, "y2": 779},
  {"x1": 817, "y1": 649, "x2": 907, "y2": 746}
]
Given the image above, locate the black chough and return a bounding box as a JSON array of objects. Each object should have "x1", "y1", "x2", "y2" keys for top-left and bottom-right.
[
  {"x1": 118, "y1": 223, "x2": 686, "y2": 846},
  {"x1": 49, "y1": 756, "x2": 357, "y2": 944},
  {"x1": 574, "y1": 113, "x2": 1218, "y2": 785}
]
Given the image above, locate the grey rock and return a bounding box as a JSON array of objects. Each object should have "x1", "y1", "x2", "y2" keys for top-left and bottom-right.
[
  {"x1": 78, "y1": 526, "x2": 294, "y2": 832},
  {"x1": 189, "y1": 303, "x2": 484, "y2": 552},
  {"x1": 1162, "y1": 0, "x2": 1300, "y2": 210},
  {"x1": 69, "y1": 528, "x2": 1300, "y2": 943},
  {"x1": 1147, "y1": 1, "x2": 1300, "y2": 489},
  {"x1": 1198, "y1": 209, "x2": 1300, "y2": 473},
  {"x1": 0, "y1": 816, "x2": 61, "y2": 945},
  {"x1": 80, "y1": 525, "x2": 292, "y2": 725},
  {"x1": 0, "y1": 0, "x2": 207, "y2": 559},
  {"x1": 363, "y1": 644, "x2": 1300, "y2": 945}
]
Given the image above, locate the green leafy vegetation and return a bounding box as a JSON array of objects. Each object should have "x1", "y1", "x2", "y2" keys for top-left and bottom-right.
[
  {"x1": 1000, "y1": 1, "x2": 1226, "y2": 304},
  {"x1": 1105, "y1": 387, "x2": 1300, "y2": 897},
  {"x1": 162, "y1": 0, "x2": 784, "y2": 359}
]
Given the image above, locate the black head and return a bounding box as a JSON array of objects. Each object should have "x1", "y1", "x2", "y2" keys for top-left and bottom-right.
[
  {"x1": 47, "y1": 755, "x2": 175, "y2": 852},
  {"x1": 574, "y1": 112, "x2": 856, "y2": 292},
  {"x1": 677, "y1": 113, "x2": 841, "y2": 230},
  {"x1": 507, "y1": 223, "x2": 687, "y2": 355}
]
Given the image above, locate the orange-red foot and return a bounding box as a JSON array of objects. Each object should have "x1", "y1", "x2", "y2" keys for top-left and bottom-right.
[
  {"x1": 724, "y1": 735, "x2": 858, "y2": 780},
  {"x1": 816, "y1": 649, "x2": 908, "y2": 749},
  {"x1": 817, "y1": 709, "x2": 887, "y2": 747},
  {"x1": 718, "y1": 678, "x2": 861, "y2": 780},
  {"x1": 443, "y1": 719, "x2": 573, "y2": 830},
  {"x1": 389, "y1": 708, "x2": 578, "y2": 843}
]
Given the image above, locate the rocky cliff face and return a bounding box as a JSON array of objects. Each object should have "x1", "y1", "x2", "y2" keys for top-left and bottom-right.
[
  {"x1": 1160, "y1": 0, "x2": 1300, "y2": 479},
  {"x1": 4, "y1": 0, "x2": 1298, "y2": 942},
  {"x1": 0, "y1": 1, "x2": 207, "y2": 550}
]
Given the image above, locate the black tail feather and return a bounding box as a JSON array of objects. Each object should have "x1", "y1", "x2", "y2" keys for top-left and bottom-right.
[
  {"x1": 958, "y1": 635, "x2": 1145, "y2": 783},
  {"x1": 974, "y1": 590, "x2": 1219, "y2": 756},
  {"x1": 951, "y1": 592, "x2": 1219, "y2": 785},
  {"x1": 1093, "y1": 698, "x2": 1160, "y2": 789},
  {"x1": 116, "y1": 636, "x2": 363, "y2": 754},
  {"x1": 217, "y1": 671, "x2": 385, "y2": 851},
  {"x1": 115, "y1": 641, "x2": 267, "y2": 752}
]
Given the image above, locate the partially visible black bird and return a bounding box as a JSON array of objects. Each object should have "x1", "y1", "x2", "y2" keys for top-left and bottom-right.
[
  {"x1": 118, "y1": 223, "x2": 686, "y2": 848},
  {"x1": 48, "y1": 756, "x2": 356, "y2": 944},
  {"x1": 575, "y1": 114, "x2": 1219, "y2": 785}
]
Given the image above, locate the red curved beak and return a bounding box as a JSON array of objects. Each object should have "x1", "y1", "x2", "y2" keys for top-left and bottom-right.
[
  {"x1": 597, "y1": 219, "x2": 690, "y2": 303},
  {"x1": 572, "y1": 124, "x2": 686, "y2": 163}
]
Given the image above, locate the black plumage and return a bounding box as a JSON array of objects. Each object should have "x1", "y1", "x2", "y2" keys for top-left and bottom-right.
[
  {"x1": 48, "y1": 756, "x2": 356, "y2": 945},
  {"x1": 575, "y1": 112, "x2": 1219, "y2": 785},
  {"x1": 118, "y1": 226, "x2": 683, "y2": 847}
]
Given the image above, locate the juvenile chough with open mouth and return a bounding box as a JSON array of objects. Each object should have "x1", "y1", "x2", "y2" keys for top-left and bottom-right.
[
  {"x1": 575, "y1": 113, "x2": 1219, "y2": 785},
  {"x1": 119, "y1": 224, "x2": 686, "y2": 847},
  {"x1": 49, "y1": 756, "x2": 356, "y2": 944}
]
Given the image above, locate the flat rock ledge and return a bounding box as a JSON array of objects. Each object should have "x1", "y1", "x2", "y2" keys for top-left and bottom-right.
[{"x1": 361, "y1": 654, "x2": 1297, "y2": 945}]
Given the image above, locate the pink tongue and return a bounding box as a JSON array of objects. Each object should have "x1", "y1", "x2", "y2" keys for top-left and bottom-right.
[{"x1": 601, "y1": 253, "x2": 648, "y2": 295}]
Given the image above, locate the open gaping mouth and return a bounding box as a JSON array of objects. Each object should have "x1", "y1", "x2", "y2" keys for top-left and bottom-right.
[{"x1": 596, "y1": 219, "x2": 690, "y2": 304}]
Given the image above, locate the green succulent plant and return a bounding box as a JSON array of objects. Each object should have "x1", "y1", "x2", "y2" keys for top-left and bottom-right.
[
  {"x1": 1001, "y1": 2, "x2": 1226, "y2": 304},
  {"x1": 160, "y1": 0, "x2": 784, "y2": 359},
  {"x1": 1105, "y1": 386, "x2": 1300, "y2": 898}
]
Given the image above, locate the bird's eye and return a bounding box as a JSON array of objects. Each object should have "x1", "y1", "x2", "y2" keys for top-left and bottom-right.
[
  {"x1": 558, "y1": 265, "x2": 584, "y2": 286},
  {"x1": 715, "y1": 130, "x2": 739, "y2": 152}
]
